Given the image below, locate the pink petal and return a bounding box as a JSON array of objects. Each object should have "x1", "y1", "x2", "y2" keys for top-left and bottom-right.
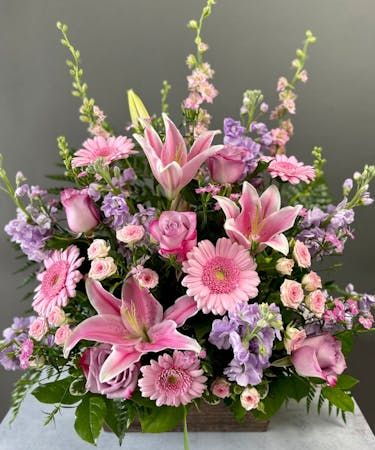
[
  {"x1": 144, "y1": 123, "x2": 163, "y2": 157},
  {"x1": 262, "y1": 233, "x2": 289, "y2": 255},
  {"x1": 213, "y1": 196, "x2": 240, "y2": 219},
  {"x1": 291, "y1": 346, "x2": 324, "y2": 379},
  {"x1": 121, "y1": 277, "x2": 163, "y2": 329},
  {"x1": 188, "y1": 130, "x2": 221, "y2": 161},
  {"x1": 157, "y1": 161, "x2": 184, "y2": 198},
  {"x1": 224, "y1": 219, "x2": 251, "y2": 248},
  {"x1": 161, "y1": 113, "x2": 187, "y2": 166},
  {"x1": 180, "y1": 145, "x2": 222, "y2": 188},
  {"x1": 63, "y1": 315, "x2": 133, "y2": 358},
  {"x1": 259, "y1": 205, "x2": 302, "y2": 242},
  {"x1": 164, "y1": 295, "x2": 198, "y2": 326},
  {"x1": 86, "y1": 278, "x2": 121, "y2": 316},
  {"x1": 141, "y1": 320, "x2": 201, "y2": 354},
  {"x1": 133, "y1": 134, "x2": 162, "y2": 183},
  {"x1": 99, "y1": 346, "x2": 142, "y2": 383},
  {"x1": 237, "y1": 182, "x2": 260, "y2": 236},
  {"x1": 260, "y1": 185, "x2": 281, "y2": 219}
]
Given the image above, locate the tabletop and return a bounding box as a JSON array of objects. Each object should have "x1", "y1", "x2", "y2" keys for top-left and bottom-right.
[{"x1": 0, "y1": 395, "x2": 374, "y2": 450}]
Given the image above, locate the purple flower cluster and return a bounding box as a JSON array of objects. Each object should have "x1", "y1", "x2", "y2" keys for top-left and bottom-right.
[
  {"x1": 209, "y1": 303, "x2": 282, "y2": 386},
  {"x1": 223, "y1": 118, "x2": 261, "y2": 174},
  {"x1": 298, "y1": 200, "x2": 355, "y2": 258},
  {"x1": 0, "y1": 316, "x2": 35, "y2": 371},
  {"x1": 131, "y1": 204, "x2": 156, "y2": 231},
  {"x1": 4, "y1": 184, "x2": 57, "y2": 262},
  {"x1": 101, "y1": 192, "x2": 130, "y2": 229}
]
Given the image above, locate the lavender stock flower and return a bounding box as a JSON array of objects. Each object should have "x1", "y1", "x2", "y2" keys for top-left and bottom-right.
[{"x1": 101, "y1": 192, "x2": 130, "y2": 229}]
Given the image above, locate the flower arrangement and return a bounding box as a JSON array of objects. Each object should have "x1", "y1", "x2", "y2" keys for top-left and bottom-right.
[{"x1": 1, "y1": 1, "x2": 374, "y2": 448}]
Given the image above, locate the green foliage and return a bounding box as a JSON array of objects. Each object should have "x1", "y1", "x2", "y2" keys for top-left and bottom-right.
[
  {"x1": 335, "y1": 374, "x2": 359, "y2": 390},
  {"x1": 9, "y1": 370, "x2": 41, "y2": 424},
  {"x1": 104, "y1": 399, "x2": 134, "y2": 445},
  {"x1": 139, "y1": 405, "x2": 185, "y2": 433},
  {"x1": 321, "y1": 386, "x2": 355, "y2": 413},
  {"x1": 32, "y1": 376, "x2": 82, "y2": 405},
  {"x1": 160, "y1": 80, "x2": 172, "y2": 114},
  {"x1": 336, "y1": 331, "x2": 354, "y2": 355},
  {"x1": 74, "y1": 394, "x2": 107, "y2": 445}
]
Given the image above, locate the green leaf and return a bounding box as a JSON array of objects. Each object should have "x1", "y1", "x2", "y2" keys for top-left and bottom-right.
[
  {"x1": 252, "y1": 379, "x2": 286, "y2": 420},
  {"x1": 335, "y1": 374, "x2": 359, "y2": 390},
  {"x1": 32, "y1": 377, "x2": 81, "y2": 405},
  {"x1": 230, "y1": 398, "x2": 247, "y2": 423},
  {"x1": 104, "y1": 399, "x2": 132, "y2": 445},
  {"x1": 336, "y1": 331, "x2": 354, "y2": 355},
  {"x1": 139, "y1": 405, "x2": 184, "y2": 433},
  {"x1": 280, "y1": 376, "x2": 311, "y2": 402},
  {"x1": 74, "y1": 395, "x2": 107, "y2": 444},
  {"x1": 321, "y1": 387, "x2": 355, "y2": 413}
]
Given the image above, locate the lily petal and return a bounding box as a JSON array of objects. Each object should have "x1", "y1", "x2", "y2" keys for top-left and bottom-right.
[
  {"x1": 133, "y1": 134, "x2": 161, "y2": 183},
  {"x1": 99, "y1": 346, "x2": 142, "y2": 383},
  {"x1": 121, "y1": 277, "x2": 163, "y2": 330},
  {"x1": 180, "y1": 145, "x2": 223, "y2": 188},
  {"x1": 164, "y1": 295, "x2": 198, "y2": 327},
  {"x1": 86, "y1": 278, "x2": 121, "y2": 316},
  {"x1": 143, "y1": 123, "x2": 163, "y2": 157},
  {"x1": 262, "y1": 233, "x2": 289, "y2": 255},
  {"x1": 161, "y1": 113, "x2": 187, "y2": 166},
  {"x1": 213, "y1": 196, "x2": 240, "y2": 219},
  {"x1": 259, "y1": 205, "x2": 302, "y2": 242},
  {"x1": 260, "y1": 185, "x2": 281, "y2": 219},
  {"x1": 141, "y1": 320, "x2": 201, "y2": 354},
  {"x1": 157, "y1": 160, "x2": 184, "y2": 199},
  {"x1": 188, "y1": 130, "x2": 221, "y2": 161},
  {"x1": 224, "y1": 219, "x2": 251, "y2": 248},
  {"x1": 64, "y1": 315, "x2": 133, "y2": 358}
]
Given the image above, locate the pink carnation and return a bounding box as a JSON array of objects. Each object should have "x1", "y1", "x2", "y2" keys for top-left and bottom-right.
[
  {"x1": 280, "y1": 279, "x2": 304, "y2": 309},
  {"x1": 72, "y1": 136, "x2": 136, "y2": 168},
  {"x1": 359, "y1": 314, "x2": 373, "y2": 330},
  {"x1": 293, "y1": 240, "x2": 311, "y2": 268},
  {"x1": 33, "y1": 246, "x2": 84, "y2": 317},
  {"x1": 268, "y1": 155, "x2": 315, "y2": 185},
  {"x1": 20, "y1": 338, "x2": 34, "y2": 369},
  {"x1": 182, "y1": 238, "x2": 260, "y2": 315},
  {"x1": 138, "y1": 351, "x2": 207, "y2": 407}
]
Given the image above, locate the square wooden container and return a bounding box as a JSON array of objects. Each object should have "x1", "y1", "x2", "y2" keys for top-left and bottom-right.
[{"x1": 129, "y1": 401, "x2": 269, "y2": 432}]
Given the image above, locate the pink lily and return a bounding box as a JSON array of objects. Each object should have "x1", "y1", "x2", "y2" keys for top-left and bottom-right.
[
  {"x1": 64, "y1": 277, "x2": 200, "y2": 383},
  {"x1": 133, "y1": 113, "x2": 223, "y2": 199},
  {"x1": 214, "y1": 182, "x2": 302, "y2": 255}
]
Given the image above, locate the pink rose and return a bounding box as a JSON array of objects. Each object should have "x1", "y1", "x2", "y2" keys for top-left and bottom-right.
[
  {"x1": 293, "y1": 240, "x2": 311, "y2": 268},
  {"x1": 29, "y1": 318, "x2": 48, "y2": 341},
  {"x1": 47, "y1": 307, "x2": 66, "y2": 327},
  {"x1": 291, "y1": 334, "x2": 346, "y2": 386},
  {"x1": 55, "y1": 324, "x2": 72, "y2": 346},
  {"x1": 280, "y1": 279, "x2": 304, "y2": 309},
  {"x1": 284, "y1": 325, "x2": 307, "y2": 354},
  {"x1": 87, "y1": 239, "x2": 110, "y2": 260},
  {"x1": 305, "y1": 290, "x2": 327, "y2": 317},
  {"x1": 61, "y1": 188, "x2": 100, "y2": 233},
  {"x1": 240, "y1": 387, "x2": 260, "y2": 411},
  {"x1": 211, "y1": 378, "x2": 231, "y2": 399},
  {"x1": 136, "y1": 268, "x2": 159, "y2": 289},
  {"x1": 88, "y1": 257, "x2": 117, "y2": 281},
  {"x1": 301, "y1": 271, "x2": 322, "y2": 291},
  {"x1": 207, "y1": 145, "x2": 246, "y2": 184},
  {"x1": 275, "y1": 257, "x2": 294, "y2": 276},
  {"x1": 150, "y1": 211, "x2": 197, "y2": 261},
  {"x1": 116, "y1": 224, "x2": 145, "y2": 244},
  {"x1": 80, "y1": 345, "x2": 139, "y2": 399}
]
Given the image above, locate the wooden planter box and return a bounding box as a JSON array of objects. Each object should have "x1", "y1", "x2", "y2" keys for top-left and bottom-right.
[{"x1": 128, "y1": 401, "x2": 269, "y2": 432}]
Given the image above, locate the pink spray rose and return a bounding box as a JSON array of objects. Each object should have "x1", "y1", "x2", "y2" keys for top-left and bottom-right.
[
  {"x1": 116, "y1": 224, "x2": 145, "y2": 245},
  {"x1": 207, "y1": 145, "x2": 246, "y2": 184},
  {"x1": 275, "y1": 257, "x2": 294, "y2": 276},
  {"x1": 293, "y1": 240, "x2": 311, "y2": 268},
  {"x1": 29, "y1": 318, "x2": 48, "y2": 341},
  {"x1": 88, "y1": 257, "x2": 117, "y2": 281},
  {"x1": 55, "y1": 324, "x2": 72, "y2": 346},
  {"x1": 305, "y1": 290, "x2": 327, "y2": 317},
  {"x1": 150, "y1": 211, "x2": 197, "y2": 261},
  {"x1": 80, "y1": 345, "x2": 139, "y2": 399},
  {"x1": 302, "y1": 271, "x2": 322, "y2": 292},
  {"x1": 61, "y1": 188, "x2": 100, "y2": 233},
  {"x1": 47, "y1": 307, "x2": 66, "y2": 327},
  {"x1": 240, "y1": 387, "x2": 260, "y2": 411},
  {"x1": 87, "y1": 239, "x2": 110, "y2": 260},
  {"x1": 280, "y1": 279, "x2": 304, "y2": 309},
  {"x1": 291, "y1": 334, "x2": 347, "y2": 386},
  {"x1": 211, "y1": 378, "x2": 231, "y2": 399},
  {"x1": 284, "y1": 324, "x2": 307, "y2": 354}
]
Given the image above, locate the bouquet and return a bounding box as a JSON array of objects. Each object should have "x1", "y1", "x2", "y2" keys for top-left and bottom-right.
[{"x1": 1, "y1": 1, "x2": 374, "y2": 448}]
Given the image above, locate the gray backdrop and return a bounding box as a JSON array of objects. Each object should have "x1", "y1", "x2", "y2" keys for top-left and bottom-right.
[{"x1": 0, "y1": 0, "x2": 374, "y2": 431}]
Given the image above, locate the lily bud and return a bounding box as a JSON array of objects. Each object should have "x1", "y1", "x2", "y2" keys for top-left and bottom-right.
[{"x1": 127, "y1": 89, "x2": 150, "y2": 129}]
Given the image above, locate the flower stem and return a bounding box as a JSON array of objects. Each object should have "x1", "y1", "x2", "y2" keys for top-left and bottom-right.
[{"x1": 183, "y1": 406, "x2": 190, "y2": 450}]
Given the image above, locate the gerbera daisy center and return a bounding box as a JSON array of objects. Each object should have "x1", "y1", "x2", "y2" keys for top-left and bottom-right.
[
  {"x1": 40, "y1": 261, "x2": 68, "y2": 298},
  {"x1": 158, "y1": 368, "x2": 192, "y2": 393},
  {"x1": 202, "y1": 256, "x2": 240, "y2": 294}
]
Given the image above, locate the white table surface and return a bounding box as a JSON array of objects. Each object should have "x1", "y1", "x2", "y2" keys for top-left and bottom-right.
[{"x1": 0, "y1": 395, "x2": 374, "y2": 450}]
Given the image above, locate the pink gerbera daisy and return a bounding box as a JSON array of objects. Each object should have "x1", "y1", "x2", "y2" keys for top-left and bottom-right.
[
  {"x1": 138, "y1": 351, "x2": 207, "y2": 407},
  {"x1": 72, "y1": 135, "x2": 136, "y2": 168},
  {"x1": 181, "y1": 238, "x2": 260, "y2": 315},
  {"x1": 32, "y1": 245, "x2": 84, "y2": 317},
  {"x1": 267, "y1": 154, "x2": 315, "y2": 185}
]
